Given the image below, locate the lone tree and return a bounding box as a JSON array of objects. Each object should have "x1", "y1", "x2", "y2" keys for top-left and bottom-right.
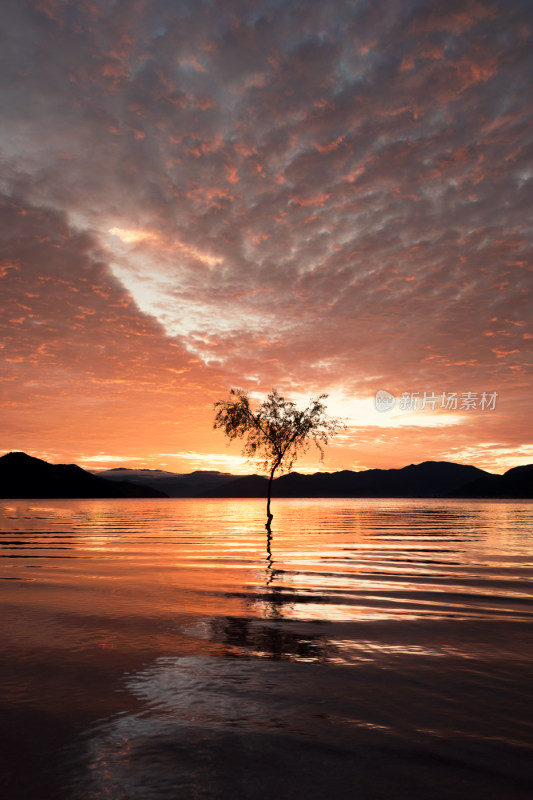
[{"x1": 214, "y1": 389, "x2": 343, "y2": 529}]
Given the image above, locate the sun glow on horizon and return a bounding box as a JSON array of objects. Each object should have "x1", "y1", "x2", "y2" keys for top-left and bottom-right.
[{"x1": 260, "y1": 390, "x2": 468, "y2": 430}]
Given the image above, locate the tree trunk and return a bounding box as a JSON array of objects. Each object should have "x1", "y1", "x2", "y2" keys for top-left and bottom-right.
[{"x1": 265, "y1": 465, "x2": 277, "y2": 530}]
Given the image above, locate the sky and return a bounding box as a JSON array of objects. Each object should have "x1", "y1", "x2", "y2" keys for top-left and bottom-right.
[{"x1": 1, "y1": 0, "x2": 532, "y2": 475}]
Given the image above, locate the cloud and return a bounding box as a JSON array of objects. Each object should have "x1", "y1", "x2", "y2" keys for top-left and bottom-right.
[
  {"x1": 1, "y1": 0, "x2": 532, "y2": 471},
  {"x1": 108, "y1": 226, "x2": 224, "y2": 265},
  {"x1": 0, "y1": 194, "x2": 228, "y2": 462}
]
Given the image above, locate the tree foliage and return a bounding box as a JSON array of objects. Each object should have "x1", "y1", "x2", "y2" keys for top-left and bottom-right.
[{"x1": 214, "y1": 389, "x2": 344, "y2": 527}]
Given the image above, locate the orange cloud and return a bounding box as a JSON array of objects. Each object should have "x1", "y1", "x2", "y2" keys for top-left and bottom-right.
[
  {"x1": 109, "y1": 228, "x2": 223, "y2": 266},
  {"x1": 1, "y1": 0, "x2": 531, "y2": 475}
]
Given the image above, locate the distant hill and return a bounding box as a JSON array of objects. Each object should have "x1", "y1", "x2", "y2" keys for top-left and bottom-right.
[
  {"x1": 454, "y1": 464, "x2": 533, "y2": 499},
  {"x1": 200, "y1": 461, "x2": 496, "y2": 499},
  {"x1": 2, "y1": 453, "x2": 531, "y2": 499},
  {"x1": 94, "y1": 467, "x2": 235, "y2": 498},
  {"x1": 199, "y1": 461, "x2": 532, "y2": 499},
  {"x1": 0, "y1": 452, "x2": 168, "y2": 499},
  {"x1": 98, "y1": 461, "x2": 497, "y2": 499}
]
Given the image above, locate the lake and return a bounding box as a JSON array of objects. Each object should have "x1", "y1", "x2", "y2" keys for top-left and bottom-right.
[{"x1": 1, "y1": 498, "x2": 532, "y2": 799}]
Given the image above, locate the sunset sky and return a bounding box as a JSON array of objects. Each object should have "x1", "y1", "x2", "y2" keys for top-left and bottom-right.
[{"x1": 1, "y1": 0, "x2": 532, "y2": 475}]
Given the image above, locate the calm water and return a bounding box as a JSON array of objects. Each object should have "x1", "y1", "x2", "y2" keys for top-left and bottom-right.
[{"x1": 1, "y1": 498, "x2": 532, "y2": 799}]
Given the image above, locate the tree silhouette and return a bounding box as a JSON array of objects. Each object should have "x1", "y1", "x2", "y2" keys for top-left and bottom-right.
[{"x1": 214, "y1": 389, "x2": 343, "y2": 529}]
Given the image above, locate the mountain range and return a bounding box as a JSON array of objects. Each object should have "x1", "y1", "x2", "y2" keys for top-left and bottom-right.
[
  {"x1": 0, "y1": 451, "x2": 530, "y2": 499},
  {"x1": 97, "y1": 460, "x2": 533, "y2": 499},
  {"x1": 0, "y1": 452, "x2": 166, "y2": 499}
]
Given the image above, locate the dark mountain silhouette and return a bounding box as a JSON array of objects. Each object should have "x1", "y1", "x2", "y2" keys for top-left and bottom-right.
[
  {"x1": 198, "y1": 461, "x2": 532, "y2": 499},
  {"x1": 0, "y1": 452, "x2": 168, "y2": 499},
  {"x1": 2, "y1": 453, "x2": 531, "y2": 499},
  {"x1": 95, "y1": 467, "x2": 235, "y2": 497},
  {"x1": 201, "y1": 474, "x2": 270, "y2": 498},
  {"x1": 200, "y1": 461, "x2": 492, "y2": 498},
  {"x1": 455, "y1": 464, "x2": 533, "y2": 499},
  {"x1": 283, "y1": 462, "x2": 488, "y2": 498}
]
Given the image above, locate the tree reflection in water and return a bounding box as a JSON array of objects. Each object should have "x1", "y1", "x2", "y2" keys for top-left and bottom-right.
[
  {"x1": 204, "y1": 528, "x2": 336, "y2": 664},
  {"x1": 207, "y1": 615, "x2": 334, "y2": 664}
]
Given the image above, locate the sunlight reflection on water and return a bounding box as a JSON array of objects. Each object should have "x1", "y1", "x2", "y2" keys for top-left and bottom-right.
[{"x1": 1, "y1": 498, "x2": 533, "y2": 799}]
